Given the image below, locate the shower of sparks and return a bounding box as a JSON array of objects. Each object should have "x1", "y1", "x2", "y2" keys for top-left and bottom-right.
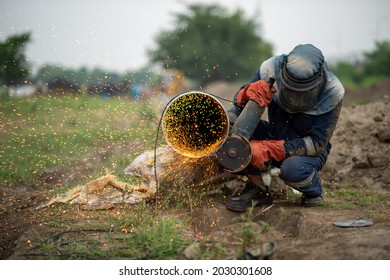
[{"x1": 159, "y1": 152, "x2": 222, "y2": 187}]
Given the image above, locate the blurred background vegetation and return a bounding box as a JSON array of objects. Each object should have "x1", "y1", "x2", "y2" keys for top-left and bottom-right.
[{"x1": 1, "y1": 3, "x2": 389, "y2": 95}]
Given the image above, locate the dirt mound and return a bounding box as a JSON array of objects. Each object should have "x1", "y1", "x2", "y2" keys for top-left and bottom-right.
[{"x1": 322, "y1": 95, "x2": 390, "y2": 190}]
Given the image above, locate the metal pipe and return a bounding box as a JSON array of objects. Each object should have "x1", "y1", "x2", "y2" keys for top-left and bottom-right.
[{"x1": 161, "y1": 91, "x2": 229, "y2": 158}]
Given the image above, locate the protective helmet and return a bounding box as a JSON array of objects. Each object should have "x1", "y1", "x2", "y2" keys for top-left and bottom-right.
[{"x1": 279, "y1": 44, "x2": 325, "y2": 112}]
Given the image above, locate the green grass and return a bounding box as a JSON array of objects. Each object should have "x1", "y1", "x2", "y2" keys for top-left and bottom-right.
[
  {"x1": 28, "y1": 205, "x2": 191, "y2": 259},
  {"x1": 323, "y1": 187, "x2": 390, "y2": 209},
  {"x1": 0, "y1": 94, "x2": 160, "y2": 188}
]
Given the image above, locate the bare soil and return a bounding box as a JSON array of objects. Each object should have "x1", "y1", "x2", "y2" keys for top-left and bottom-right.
[
  {"x1": 189, "y1": 202, "x2": 390, "y2": 259},
  {"x1": 1, "y1": 79, "x2": 390, "y2": 260}
]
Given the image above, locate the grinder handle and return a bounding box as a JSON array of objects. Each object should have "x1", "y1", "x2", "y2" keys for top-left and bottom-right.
[
  {"x1": 229, "y1": 101, "x2": 264, "y2": 139},
  {"x1": 267, "y1": 77, "x2": 276, "y2": 89}
]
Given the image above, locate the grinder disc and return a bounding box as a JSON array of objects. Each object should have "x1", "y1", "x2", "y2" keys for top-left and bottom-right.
[
  {"x1": 216, "y1": 135, "x2": 251, "y2": 173},
  {"x1": 333, "y1": 219, "x2": 374, "y2": 228}
]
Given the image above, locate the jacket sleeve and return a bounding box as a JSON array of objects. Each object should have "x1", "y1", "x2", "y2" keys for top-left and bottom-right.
[{"x1": 284, "y1": 100, "x2": 343, "y2": 157}]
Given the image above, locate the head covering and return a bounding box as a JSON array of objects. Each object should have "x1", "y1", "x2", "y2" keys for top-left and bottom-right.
[{"x1": 279, "y1": 44, "x2": 325, "y2": 112}]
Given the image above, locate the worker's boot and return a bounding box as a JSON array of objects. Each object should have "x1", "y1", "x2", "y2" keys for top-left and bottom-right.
[
  {"x1": 226, "y1": 182, "x2": 273, "y2": 212},
  {"x1": 301, "y1": 195, "x2": 323, "y2": 207}
]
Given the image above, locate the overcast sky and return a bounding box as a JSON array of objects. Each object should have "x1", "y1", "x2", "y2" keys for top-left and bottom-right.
[{"x1": 1, "y1": 0, "x2": 389, "y2": 73}]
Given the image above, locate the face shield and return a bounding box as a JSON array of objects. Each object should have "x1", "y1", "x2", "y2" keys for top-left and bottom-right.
[{"x1": 279, "y1": 61, "x2": 324, "y2": 112}]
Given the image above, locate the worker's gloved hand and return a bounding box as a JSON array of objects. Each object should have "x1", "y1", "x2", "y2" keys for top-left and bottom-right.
[
  {"x1": 236, "y1": 80, "x2": 277, "y2": 108},
  {"x1": 250, "y1": 140, "x2": 286, "y2": 169}
]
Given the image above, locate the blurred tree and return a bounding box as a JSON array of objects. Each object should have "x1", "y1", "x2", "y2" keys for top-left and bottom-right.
[
  {"x1": 122, "y1": 68, "x2": 161, "y2": 86},
  {"x1": 330, "y1": 61, "x2": 363, "y2": 87},
  {"x1": 331, "y1": 40, "x2": 390, "y2": 88},
  {"x1": 363, "y1": 40, "x2": 390, "y2": 77},
  {"x1": 35, "y1": 64, "x2": 89, "y2": 87},
  {"x1": 0, "y1": 32, "x2": 31, "y2": 86},
  {"x1": 148, "y1": 4, "x2": 273, "y2": 85},
  {"x1": 35, "y1": 64, "x2": 157, "y2": 96}
]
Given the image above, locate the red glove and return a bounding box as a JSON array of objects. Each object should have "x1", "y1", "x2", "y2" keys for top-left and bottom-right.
[
  {"x1": 250, "y1": 140, "x2": 286, "y2": 169},
  {"x1": 236, "y1": 80, "x2": 277, "y2": 108}
]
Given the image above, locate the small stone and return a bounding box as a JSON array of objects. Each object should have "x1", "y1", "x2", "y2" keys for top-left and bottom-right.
[
  {"x1": 352, "y1": 162, "x2": 371, "y2": 169},
  {"x1": 351, "y1": 146, "x2": 371, "y2": 169},
  {"x1": 382, "y1": 95, "x2": 389, "y2": 105},
  {"x1": 376, "y1": 127, "x2": 390, "y2": 143},
  {"x1": 183, "y1": 243, "x2": 201, "y2": 260},
  {"x1": 368, "y1": 156, "x2": 390, "y2": 168}
]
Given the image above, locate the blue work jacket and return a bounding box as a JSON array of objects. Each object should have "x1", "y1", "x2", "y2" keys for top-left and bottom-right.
[{"x1": 231, "y1": 55, "x2": 344, "y2": 159}]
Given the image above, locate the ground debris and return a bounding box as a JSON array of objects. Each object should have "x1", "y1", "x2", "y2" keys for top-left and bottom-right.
[{"x1": 36, "y1": 174, "x2": 155, "y2": 210}]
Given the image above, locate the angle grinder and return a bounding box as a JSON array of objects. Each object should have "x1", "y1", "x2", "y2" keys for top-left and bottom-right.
[{"x1": 216, "y1": 78, "x2": 275, "y2": 172}]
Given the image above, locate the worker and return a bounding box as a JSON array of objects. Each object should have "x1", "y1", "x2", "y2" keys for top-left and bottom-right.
[{"x1": 226, "y1": 44, "x2": 344, "y2": 211}]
